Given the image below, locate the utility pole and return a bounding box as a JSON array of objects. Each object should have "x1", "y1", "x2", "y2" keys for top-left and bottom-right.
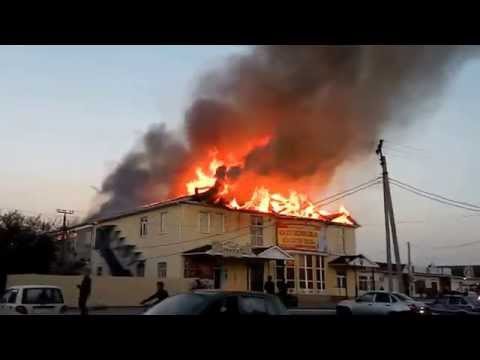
[
  {"x1": 57, "y1": 209, "x2": 74, "y2": 266},
  {"x1": 407, "y1": 241, "x2": 412, "y2": 296},
  {"x1": 376, "y1": 140, "x2": 403, "y2": 293}
]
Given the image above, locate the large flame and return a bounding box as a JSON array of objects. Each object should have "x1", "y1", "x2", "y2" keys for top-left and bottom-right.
[{"x1": 185, "y1": 154, "x2": 355, "y2": 226}]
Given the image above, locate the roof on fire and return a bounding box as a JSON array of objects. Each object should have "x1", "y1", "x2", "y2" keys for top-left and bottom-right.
[{"x1": 74, "y1": 194, "x2": 359, "y2": 228}]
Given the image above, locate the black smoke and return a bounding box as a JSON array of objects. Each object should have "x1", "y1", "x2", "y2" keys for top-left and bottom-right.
[{"x1": 90, "y1": 46, "x2": 478, "y2": 219}]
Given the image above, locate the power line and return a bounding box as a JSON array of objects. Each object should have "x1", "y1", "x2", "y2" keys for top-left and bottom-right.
[
  {"x1": 432, "y1": 240, "x2": 480, "y2": 250},
  {"x1": 383, "y1": 140, "x2": 426, "y2": 152},
  {"x1": 389, "y1": 177, "x2": 480, "y2": 210},
  {"x1": 313, "y1": 179, "x2": 381, "y2": 206},
  {"x1": 390, "y1": 181, "x2": 480, "y2": 212}
]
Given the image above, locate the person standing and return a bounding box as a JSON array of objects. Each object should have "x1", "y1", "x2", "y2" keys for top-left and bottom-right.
[
  {"x1": 77, "y1": 272, "x2": 92, "y2": 316},
  {"x1": 141, "y1": 281, "x2": 169, "y2": 306},
  {"x1": 277, "y1": 279, "x2": 288, "y2": 304},
  {"x1": 264, "y1": 276, "x2": 275, "y2": 295}
]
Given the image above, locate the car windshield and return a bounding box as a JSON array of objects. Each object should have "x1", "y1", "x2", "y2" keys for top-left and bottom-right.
[{"x1": 144, "y1": 293, "x2": 212, "y2": 315}]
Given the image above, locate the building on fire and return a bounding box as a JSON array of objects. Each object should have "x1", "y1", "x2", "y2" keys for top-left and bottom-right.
[{"x1": 67, "y1": 195, "x2": 379, "y2": 305}]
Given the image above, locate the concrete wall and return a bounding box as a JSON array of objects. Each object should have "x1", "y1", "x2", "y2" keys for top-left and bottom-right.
[{"x1": 7, "y1": 274, "x2": 194, "y2": 308}]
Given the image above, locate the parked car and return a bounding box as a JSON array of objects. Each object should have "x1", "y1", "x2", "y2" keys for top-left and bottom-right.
[
  {"x1": 392, "y1": 292, "x2": 430, "y2": 315},
  {"x1": 144, "y1": 290, "x2": 289, "y2": 315},
  {"x1": 336, "y1": 291, "x2": 426, "y2": 316},
  {"x1": 0, "y1": 285, "x2": 67, "y2": 315},
  {"x1": 429, "y1": 295, "x2": 480, "y2": 315}
]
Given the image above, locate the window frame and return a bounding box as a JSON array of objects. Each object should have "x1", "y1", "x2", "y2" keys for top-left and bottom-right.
[
  {"x1": 160, "y1": 212, "x2": 168, "y2": 234},
  {"x1": 157, "y1": 262, "x2": 167, "y2": 278},
  {"x1": 136, "y1": 261, "x2": 146, "y2": 277},
  {"x1": 250, "y1": 215, "x2": 264, "y2": 247},
  {"x1": 315, "y1": 256, "x2": 326, "y2": 292},
  {"x1": 298, "y1": 255, "x2": 314, "y2": 292},
  {"x1": 336, "y1": 270, "x2": 347, "y2": 289},
  {"x1": 140, "y1": 216, "x2": 148, "y2": 237},
  {"x1": 359, "y1": 275, "x2": 369, "y2": 291},
  {"x1": 199, "y1": 212, "x2": 211, "y2": 234}
]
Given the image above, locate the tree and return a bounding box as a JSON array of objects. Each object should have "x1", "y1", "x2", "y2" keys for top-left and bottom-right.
[{"x1": 0, "y1": 211, "x2": 58, "y2": 293}]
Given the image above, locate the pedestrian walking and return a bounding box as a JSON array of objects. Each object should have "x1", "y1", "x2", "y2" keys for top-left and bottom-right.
[
  {"x1": 77, "y1": 271, "x2": 91, "y2": 316},
  {"x1": 141, "y1": 281, "x2": 169, "y2": 307},
  {"x1": 264, "y1": 276, "x2": 275, "y2": 295}
]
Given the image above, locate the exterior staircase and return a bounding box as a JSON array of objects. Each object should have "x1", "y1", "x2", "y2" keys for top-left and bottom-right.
[{"x1": 95, "y1": 225, "x2": 145, "y2": 276}]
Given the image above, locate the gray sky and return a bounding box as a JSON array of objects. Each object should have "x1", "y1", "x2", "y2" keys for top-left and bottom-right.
[{"x1": 1, "y1": 45, "x2": 479, "y2": 266}]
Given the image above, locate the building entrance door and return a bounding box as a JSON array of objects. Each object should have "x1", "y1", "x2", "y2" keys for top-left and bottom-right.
[
  {"x1": 214, "y1": 267, "x2": 222, "y2": 289},
  {"x1": 250, "y1": 263, "x2": 264, "y2": 292}
]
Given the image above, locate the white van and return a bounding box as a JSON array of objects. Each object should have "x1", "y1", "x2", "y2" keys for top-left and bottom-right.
[{"x1": 0, "y1": 285, "x2": 67, "y2": 315}]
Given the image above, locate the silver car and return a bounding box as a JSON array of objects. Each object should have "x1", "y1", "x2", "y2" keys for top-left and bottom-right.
[{"x1": 336, "y1": 291, "x2": 416, "y2": 316}]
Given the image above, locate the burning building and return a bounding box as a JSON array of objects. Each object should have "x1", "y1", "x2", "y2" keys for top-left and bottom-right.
[
  {"x1": 72, "y1": 166, "x2": 379, "y2": 305},
  {"x1": 75, "y1": 45, "x2": 477, "y2": 304}
]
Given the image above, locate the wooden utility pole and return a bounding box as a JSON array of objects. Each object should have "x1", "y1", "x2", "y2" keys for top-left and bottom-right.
[
  {"x1": 376, "y1": 140, "x2": 403, "y2": 293},
  {"x1": 407, "y1": 241, "x2": 412, "y2": 296},
  {"x1": 57, "y1": 209, "x2": 74, "y2": 264}
]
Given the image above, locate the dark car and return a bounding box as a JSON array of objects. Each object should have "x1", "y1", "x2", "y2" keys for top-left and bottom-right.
[
  {"x1": 429, "y1": 295, "x2": 480, "y2": 315},
  {"x1": 143, "y1": 290, "x2": 289, "y2": 315}
]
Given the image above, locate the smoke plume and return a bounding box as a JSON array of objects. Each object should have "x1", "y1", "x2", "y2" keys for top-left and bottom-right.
[{"x1": 91, "y1": 46, "x2": 477, "y2": 219}]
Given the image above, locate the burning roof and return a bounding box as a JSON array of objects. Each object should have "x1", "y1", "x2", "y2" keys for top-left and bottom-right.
[{"x1": 90, "y1": 191, "x2": 359, "y2": 227}]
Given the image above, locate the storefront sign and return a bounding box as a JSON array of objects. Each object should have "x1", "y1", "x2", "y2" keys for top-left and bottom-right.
[
  {"x1": 211, "y1": 241, "x2": 254, "y2": 258},
  {"x1": 277, "y1": 222, "x2": 327, "y2": 252}
]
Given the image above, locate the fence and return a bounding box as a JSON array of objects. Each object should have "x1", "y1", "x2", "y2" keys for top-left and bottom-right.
[{"x1": 6, "y1": 274, "x2": 195, "y2": 308}]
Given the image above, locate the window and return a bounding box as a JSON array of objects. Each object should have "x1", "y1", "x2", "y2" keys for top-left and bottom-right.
[
  {"x1": 286, "y1": 260, "x2": 295, "y2": 290},
  {"x1": 96, "y1": 266, "x2": 103, "y2": 276},
  {"x1": 275, "y1": 260, "x2": 285, "y2": 282},
  {"x1": 238, "y1": 296, "x2": 268, "y2": 315},
  {"x1": 299, "y1": 255, "x2": 314, "y2": 290},
  {"x1": 390, "y1": 295, "x2": 398, "y2": 303},
  {"x1": 336, "y1": 270, "x2": 347, "y2": 289},
  {"x1": 0, "y1": 289, "x2": 18, "y2": 304},
  {"x1": 375, "y1": 293, "x2": 391, "y2": 303},
  {"x1": 250, "y1": 215, "x2": 263, "y2": 246},
  {"x1": 140, "y1": 216, "x2": 148, "y2": 237},
  {"x1": 359, "y1": 276, "x2": 369, "y2": 291},
  {"x1": 160, "y1": 212, "x2": 167, "y2": 233},
  {"x1": 22, "y1": 288, "x2": 63, "y2": 304},
  {"x1": 212, "y1": 213, "x2": 225, "y2": 234},
  {"x1": 199, "y1": 212, "x2": 210, "y2": 233},
  {"x1": 157, "y1": 262, "x2": 167, "y2": 278},
  {"x1": 137, "y1": 261, "x2": 145, "y2": 277},
  {"x1": 357, "y1": 293, "x2": 375, "y2": 302},
  {"x1": 315, "y1": 256, "x2": 325, "y2": 291}
]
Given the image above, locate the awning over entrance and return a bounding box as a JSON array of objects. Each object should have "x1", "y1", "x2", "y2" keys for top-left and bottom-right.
[
  {"x1": 252, "y1": 246, "x2": 293, "y2": 261},
  {"x1": 183, "y1": 243, "x2": 293, "y2": 261},
  {"x1": 329, "y1": 254, "x2": 379, "y2": 269}
]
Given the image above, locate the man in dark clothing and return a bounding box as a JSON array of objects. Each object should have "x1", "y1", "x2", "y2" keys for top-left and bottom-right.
[
  {"x1": 277, "y1": 279, "x2": 288, "y2": 305},
  {"x1": 141, "y1": 281, "x2": 169, "y2": 306},
  {"x1": 77, "y1": 273, "x2": 91, "y2": 316},
  {"x1": 264, "y1": 276, "x2": 275, "y2": 295}
]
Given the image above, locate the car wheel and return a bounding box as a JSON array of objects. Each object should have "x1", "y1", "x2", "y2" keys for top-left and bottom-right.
[{"x1": 336, "y1": 306, "x2": 352, "y2": 317}]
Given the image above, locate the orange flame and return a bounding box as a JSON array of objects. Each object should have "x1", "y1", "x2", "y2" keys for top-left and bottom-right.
[{"x1": 185, "y1": 155, "x2": 354, "y2": 225}]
